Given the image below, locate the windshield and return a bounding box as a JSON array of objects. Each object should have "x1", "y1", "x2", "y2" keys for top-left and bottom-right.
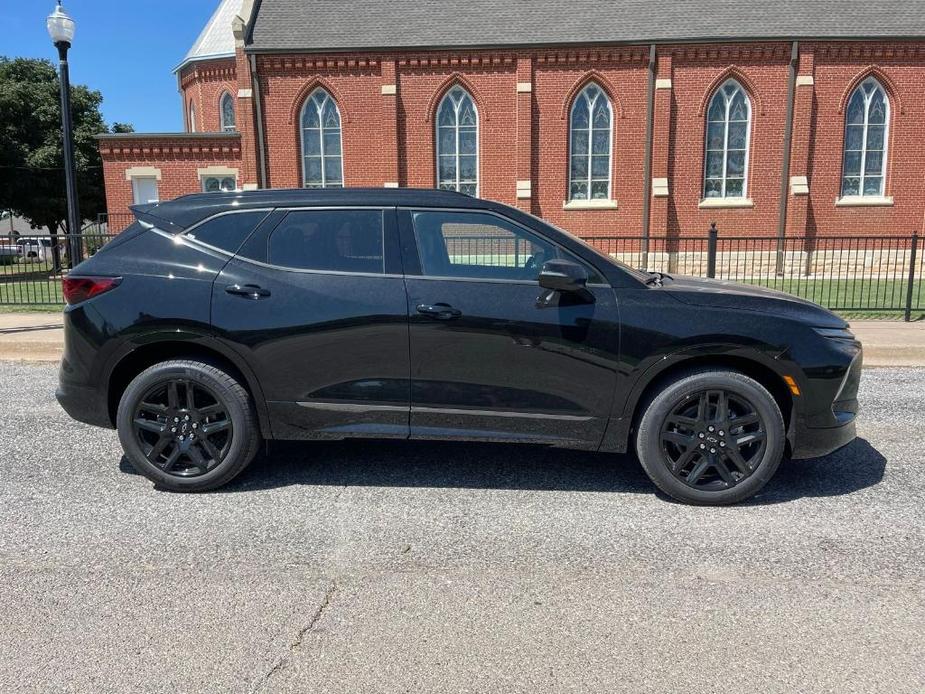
[{"x1": 520, "y1": 211, "x2": 650, "y2": 282}]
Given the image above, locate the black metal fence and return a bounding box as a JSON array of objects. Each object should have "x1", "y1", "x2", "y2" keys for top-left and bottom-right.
[
  {"x1": 1, "y1": 219, "x2": 921, "y2": 319},
  {"x1": 579, "y1": 230, "x2": 922, "y2": 320},
  {"x1": 0, "y1": 230, "x2": 117, "y2": 306}
]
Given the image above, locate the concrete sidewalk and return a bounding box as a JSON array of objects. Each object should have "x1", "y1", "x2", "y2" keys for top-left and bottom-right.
[{"x1": 1, "y1": 311, "x2": 923, "y2": 366}]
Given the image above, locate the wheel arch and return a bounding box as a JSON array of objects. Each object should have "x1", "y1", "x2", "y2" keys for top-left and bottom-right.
[
  {"x1": 106, "y1": 338, "x2": 272, "y2": 439},
  {"x1": 607, "y1": 352, "x2": 796, "y2": 456}
]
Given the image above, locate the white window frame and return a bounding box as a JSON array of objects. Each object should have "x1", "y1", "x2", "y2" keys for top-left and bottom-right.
[
  {"x1": 702, "y1": 79, "x2": 752, "y2": 200},
  {"x1": 434, "y1": 86, "x2": 479, "y2": 197},
  {"x1": 300, "y1": 88, "x2": 344, "y2": 189},
  {"x1": 131, "y1": 176, "x2": 159, "y2": 205},
  {"x1": 219, "y1": 91, "x2": 236, "y2": 132},
  {"x1": 840, "y1": 77, "x2": 890, "y2": 199},
  {"x1": 567, "y1": 83, "x2": 613, "y2": 202}
]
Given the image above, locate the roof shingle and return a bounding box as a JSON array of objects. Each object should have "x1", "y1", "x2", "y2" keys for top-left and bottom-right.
[{"x1": 247, "y1": 0, "x2": 925, "y2": 52}]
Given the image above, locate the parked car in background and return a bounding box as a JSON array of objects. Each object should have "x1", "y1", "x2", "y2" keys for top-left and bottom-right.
[
  {"x1": 55, "y1": 188, "x2": 862, "y2": 505},
  {"x1": 17, "y1": 236, "x2": 55, "y2": 263}
]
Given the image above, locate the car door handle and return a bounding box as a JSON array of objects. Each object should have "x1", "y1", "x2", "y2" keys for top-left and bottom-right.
[
  {"x1": 225, "y1": 283, "x2": 271, "y2": 299},
  {"x1": 416, "y1": 303, "x2": 462, "y2": 320}
]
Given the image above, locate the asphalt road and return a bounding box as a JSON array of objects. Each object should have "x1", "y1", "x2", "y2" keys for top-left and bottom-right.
[{"x1": 1, "y1": 361, "x2": 923, "y2": 693}]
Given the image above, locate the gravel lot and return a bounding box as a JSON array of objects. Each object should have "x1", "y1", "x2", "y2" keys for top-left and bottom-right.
[{"x1": 1, "y1": 361, "x2": 923, "y2": 693}]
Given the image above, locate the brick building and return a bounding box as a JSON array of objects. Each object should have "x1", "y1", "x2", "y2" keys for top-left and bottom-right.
[{"x1": 98, "y1": 0, "x2": 925, "y2": 239}]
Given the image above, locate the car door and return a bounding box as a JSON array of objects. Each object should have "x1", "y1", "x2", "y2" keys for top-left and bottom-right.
[
  {"x1": 400, "y1": 207, "x2": 621, "y2": 450},
  {"x1": 211, "y1": 206, "x2": 411, "y2": 440}
]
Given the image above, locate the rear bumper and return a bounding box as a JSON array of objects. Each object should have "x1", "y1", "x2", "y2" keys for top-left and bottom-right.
[
  {"x1": 55, "y1": 380, "x2": 112, "y2": 429},
  {"x1": 790, "y1": 411, "x2": 857, "y2": 459}
]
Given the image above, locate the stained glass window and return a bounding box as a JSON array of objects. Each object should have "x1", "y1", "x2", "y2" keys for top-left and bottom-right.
[
  {"x1": 301, "y1": 89, "x2": 343, "y2": 188},
  {"x1": 704, "y1": 80, "x2": 751, "y2": 199},
  {"x1": 842, "y1": 78, "x2": 889, "y2": 198},
  {"x1": 569, "y1": 83, "x2": 612, "y2": 201},
  {"x1": 220, "y1": 92, "x2": 236, "y2": 132},
  {"x1": 435, "y1": 87, "x2": 478, "y2": 196}
]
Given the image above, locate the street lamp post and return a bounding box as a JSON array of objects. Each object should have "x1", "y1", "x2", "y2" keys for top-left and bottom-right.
[{"x1": 46, "y1": 2, "x2": 83, "y2": 268}]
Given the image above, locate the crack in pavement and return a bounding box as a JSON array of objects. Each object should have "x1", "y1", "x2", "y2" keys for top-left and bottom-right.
[{"x1": 248, "y1": 579, "x2": 338, "y2": 693}]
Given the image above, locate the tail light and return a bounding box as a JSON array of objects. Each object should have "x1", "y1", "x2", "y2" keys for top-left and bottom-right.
[{"x1": 62, "y1": 276, "x2": 122, "y2": 305}]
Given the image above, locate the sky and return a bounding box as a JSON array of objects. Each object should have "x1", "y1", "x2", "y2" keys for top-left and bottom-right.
[{"x1": 0, "y1": 0, "x2": 219, "y2": 132}]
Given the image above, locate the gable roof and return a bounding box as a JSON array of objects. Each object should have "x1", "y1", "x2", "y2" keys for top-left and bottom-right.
[
  {"x1": 247, "y1": 0, "x2": 925, "y2": 53},
  {"x1": 175, "y1": 0, "x2": 240, "y2": 72}
]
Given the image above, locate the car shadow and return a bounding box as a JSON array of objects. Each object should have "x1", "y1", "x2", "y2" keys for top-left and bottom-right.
[{"x1": 119, "y1": 436, "x2": 887, "y2": 503}]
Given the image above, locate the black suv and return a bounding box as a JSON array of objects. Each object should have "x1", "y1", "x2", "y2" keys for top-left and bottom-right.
[{"x1": 57, "y1": 188, "x2": 861, "y2": 504}]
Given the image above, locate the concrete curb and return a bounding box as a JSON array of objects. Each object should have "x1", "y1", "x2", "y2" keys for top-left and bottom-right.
[{"x1": 1, "y1": 313, "x2": 923, "y2": 367}]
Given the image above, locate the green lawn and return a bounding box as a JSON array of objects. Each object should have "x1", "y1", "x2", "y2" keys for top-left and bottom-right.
[
  {"x1": 1, "y1": 266, "x2": 922, "y2": 320},
  {"x1": 739, "y1": 278, "x2": 923, "y2": 320}
]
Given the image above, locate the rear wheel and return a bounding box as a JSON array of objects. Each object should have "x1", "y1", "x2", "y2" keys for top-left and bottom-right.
[
  {"x1": 635, "y1": 370, "x2": 785, "y2": 505},
  {"x1": 117, "y1": 360, "x2": 260, "y2": 492}
]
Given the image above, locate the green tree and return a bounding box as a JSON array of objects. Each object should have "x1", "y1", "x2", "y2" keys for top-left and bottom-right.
[{"x1": 0, "y1": 56, "x2": 129, "y2": 270}]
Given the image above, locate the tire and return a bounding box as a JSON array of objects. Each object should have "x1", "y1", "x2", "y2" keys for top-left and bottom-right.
[
  {"x1": 635, "y1": 369, "x2": 785, "y2": 505},
  {"x1": 117, "y1": 359, "x2": 260, "y2": 492}
]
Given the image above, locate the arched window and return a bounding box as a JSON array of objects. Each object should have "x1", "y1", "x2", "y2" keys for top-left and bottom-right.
[
  {"x1": 220, "y1": 91, "x2": 236, "y2": 132},
  {"x1": 188, "y1": 101, "x2": 196, "y2": 133},
  {"x1": 704, "y1": 79, "x2": 751, "y2": 199},
  {"x1": 569, "y1": 83, "x2": 612, "y2": 201},
  {"x1": 436, "y1": 86, "x2": 478, "y2": 196},
  {"x1": 842, "y1": 77, "x2": 889, "y2": 198},
  {"x1": 300, "y1": 88, "x2": 343, "y2": 188}
]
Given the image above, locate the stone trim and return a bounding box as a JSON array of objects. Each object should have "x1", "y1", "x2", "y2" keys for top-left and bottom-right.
[
  {"x1": 516, "y1": 82, "x2": 532, "y2": 93},
  {"x1": 796, "y1": 75, "x2": 815, "y2": 87},
  {"x1": 381, "y1": 84, "x2": 397, "y2": 95},
  {"x1": 698, "y1": 197, "x2": 754, "y2": 209},
  {"x1": 652, "y1": 177, "x2": 669, "y2": 197},
  {"x1": 238, "y1": 88, "x2": 253, "y2": 98},
  {"x1": 516, "y1": 179, "x2": 532, "y2": 199},
  {"x1": 563, "y1": 199, "x2": 618, "y2": 210},
  {"x1": 790, "y1": 175, "x2": 809, "y2": 195},
  {"x1": 655, "y1": 78, "x2": 672, "y2": 90},
  {"x1": 835, "y1": 196, "x2": 894, "y2": 207},
  {"x1": 383, "y1": 181, "x2": 399, "y2": 188},
  {"x1": 124, "y1": 166, "x2": 162, "y2": 181},
  {"x1": 197, "y1": 165, "x2": 240, "y2": 178}
]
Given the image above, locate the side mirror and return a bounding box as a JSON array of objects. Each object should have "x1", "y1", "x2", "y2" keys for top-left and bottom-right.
[{"x1": 538, "y1": 259, "x2": 589, "y2": 294}]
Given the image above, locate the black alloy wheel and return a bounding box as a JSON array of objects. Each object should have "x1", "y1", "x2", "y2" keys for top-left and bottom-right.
[
  {"x1": 635, "y1": 369, "x2": 786, "y2": 505},
  {"x1": 133, "y1": 379, "x2": 232, "y2": 477},
  {"x1": 117, "y1": 360, "x2": 260, "y2": 492},
  {"x1": 659, "y1": 389, "x2": 767, "y2": 491}
]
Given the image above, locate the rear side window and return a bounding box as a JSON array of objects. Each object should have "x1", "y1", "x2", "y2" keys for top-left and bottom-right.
[
  {"x1": 267, "y1": 209, "x2": 384, "y2": 273},
  {"x1": 185, "y1": 211, "x2": 269, "y2": 254}
]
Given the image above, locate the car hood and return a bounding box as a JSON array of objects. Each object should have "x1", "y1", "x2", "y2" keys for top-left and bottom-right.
[{"x1": 661, "y1": 275, "x2": 848, "y2": 328}]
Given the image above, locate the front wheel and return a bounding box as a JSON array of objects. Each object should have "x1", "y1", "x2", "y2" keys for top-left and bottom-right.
[
  {"x1": 117, "y1": 359, "x2": 260, "y2": 492},
  {"x1": 635, "y1": 370, "x2": 786, "y2": 505}
]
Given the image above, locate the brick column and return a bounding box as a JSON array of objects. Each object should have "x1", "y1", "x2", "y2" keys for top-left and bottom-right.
[
  {"x1": 514, "y1": 55, "x2": 534, "y2": 211},
  {"x1": 785, "y1": 46, "x2": 816, "y2": 236},
  {"x1": 380, "y1": 59, "x2": 400, "y2": 187},
  {"x1": 649, "y1": 51, "x2": 673, "y2": 236},
  {"x1": 234, "y1": 45, "x2": 259, "y2": 189}
]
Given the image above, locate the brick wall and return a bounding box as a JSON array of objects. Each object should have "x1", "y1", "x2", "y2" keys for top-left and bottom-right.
[
  {"x1": 179, "y1": 58, "x2": 237, "y2": 133},
  {"x1": 100, "y1": 39, "x2": 925, "y2": 240},
  {"x1": 98, "y1": 134, "x2": 242, "y2": 231}
]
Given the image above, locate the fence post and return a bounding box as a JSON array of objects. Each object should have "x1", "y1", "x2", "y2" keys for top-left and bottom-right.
[
  {"x1": 706, "y1": 222, "x2": 718, "y2": 278},
  {"x1": 905, "y1": 232, "x2": 919, "y2": 322}
]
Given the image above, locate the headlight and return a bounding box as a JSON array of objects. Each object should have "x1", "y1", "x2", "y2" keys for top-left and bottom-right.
[{"x1": 813, "y1": 327, "x2": 856, "y2": 341}]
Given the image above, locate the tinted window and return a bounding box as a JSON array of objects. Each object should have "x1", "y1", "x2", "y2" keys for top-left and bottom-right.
[
  {"x1": 268, "y1": 209, "x2": 384, "y2": 273},
  {"x1": 186, "y1": 211, "x2": 269, "y2": 253},
  {"x1": 412, "y1": 210, "x2": 602, "y2": 283}
]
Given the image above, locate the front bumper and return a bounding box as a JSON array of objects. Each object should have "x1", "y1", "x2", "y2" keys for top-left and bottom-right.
[
  {"x1": 790, "y1": 410, "x2": 857, "y2": 459},
  {"x1": 790, "y1": 342, "x2": 862, "y2": 459}
]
